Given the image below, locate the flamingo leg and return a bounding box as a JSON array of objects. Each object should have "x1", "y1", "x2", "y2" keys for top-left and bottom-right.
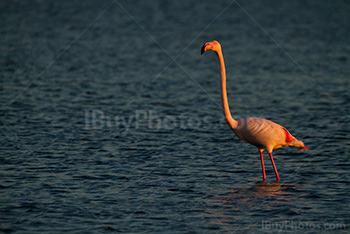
[
  {"x1": 268, "y1": 153, "x2": 280, "y2": 181},
  {"x1": 259, "y1": 150, "x2": 266, "y2": 181}
]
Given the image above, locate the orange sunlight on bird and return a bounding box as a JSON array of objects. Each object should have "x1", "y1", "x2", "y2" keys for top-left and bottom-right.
[{"x1": 201, "y1": 40, "x2": 310, "y2": 181}]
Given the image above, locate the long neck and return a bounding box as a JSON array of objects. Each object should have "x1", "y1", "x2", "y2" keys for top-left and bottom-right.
[{"x1": 217, "y1": 50, "x2": 238, "y2": 129}]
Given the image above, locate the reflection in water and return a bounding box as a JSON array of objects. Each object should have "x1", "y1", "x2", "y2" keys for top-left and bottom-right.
[
  {"x1": 206, "y1": 182, "x2": 309, "y2": 231},
  {"x1": 234, "y1": 182, "x2": 282, "y2": 197}
]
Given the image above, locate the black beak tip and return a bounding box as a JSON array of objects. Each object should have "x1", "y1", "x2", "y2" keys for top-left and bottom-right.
[{"x1": 201, "y1": 46, "x2": 205, "y2": 55}]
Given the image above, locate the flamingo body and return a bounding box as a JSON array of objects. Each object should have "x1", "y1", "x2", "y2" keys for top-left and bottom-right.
[
  {"x1": 233, "y1": 117, "x2": 309, "y2": 153},
  {"x1": 201, "y1": 40, "x2": 309, "y2": 181}
]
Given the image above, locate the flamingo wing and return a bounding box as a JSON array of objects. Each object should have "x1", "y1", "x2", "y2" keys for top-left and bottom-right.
[
  {"x1": 281, "y1": 127, "x2": 296, "y2": 143},
  {"x1": 233, "y1": 117, "x2": 286, "y2": 152}
]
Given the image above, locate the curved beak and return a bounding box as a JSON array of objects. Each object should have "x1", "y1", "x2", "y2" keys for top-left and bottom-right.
[{"x1": 201, "y1": 42, "x2": 212, "y2": 55}]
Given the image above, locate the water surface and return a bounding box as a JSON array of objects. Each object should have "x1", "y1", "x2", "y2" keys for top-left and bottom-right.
[{"x1": 1, "y1": 0, "x2": 349, "y2": 233}]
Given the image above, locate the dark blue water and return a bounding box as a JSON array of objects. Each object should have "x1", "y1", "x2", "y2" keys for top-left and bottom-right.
[{"x1": 1, "y1": 0, "x2": 349, "y2": 233}]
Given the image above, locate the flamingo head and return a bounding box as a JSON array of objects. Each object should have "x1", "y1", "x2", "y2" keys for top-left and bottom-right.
[{"x1": 201, "y1": 40, "x2": 221, "y2": 55}]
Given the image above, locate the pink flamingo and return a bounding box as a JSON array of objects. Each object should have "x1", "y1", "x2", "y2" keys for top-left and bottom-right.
[{"x1": 201, "y1": 40, "x2": 309, "y2": 181}]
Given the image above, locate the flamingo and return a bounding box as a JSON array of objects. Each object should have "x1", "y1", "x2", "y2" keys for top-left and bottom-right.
[{"x1": 201, "y1": 40, "x2": 309, "y2": 181}]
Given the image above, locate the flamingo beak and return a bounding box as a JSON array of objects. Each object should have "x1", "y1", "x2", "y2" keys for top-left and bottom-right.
[
  {"x1": 303, "y1": 146, "x2": 310, "y2": 151},
  {"x1": 201, "y1": 43, "x2": 212, "y2": 55}
]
